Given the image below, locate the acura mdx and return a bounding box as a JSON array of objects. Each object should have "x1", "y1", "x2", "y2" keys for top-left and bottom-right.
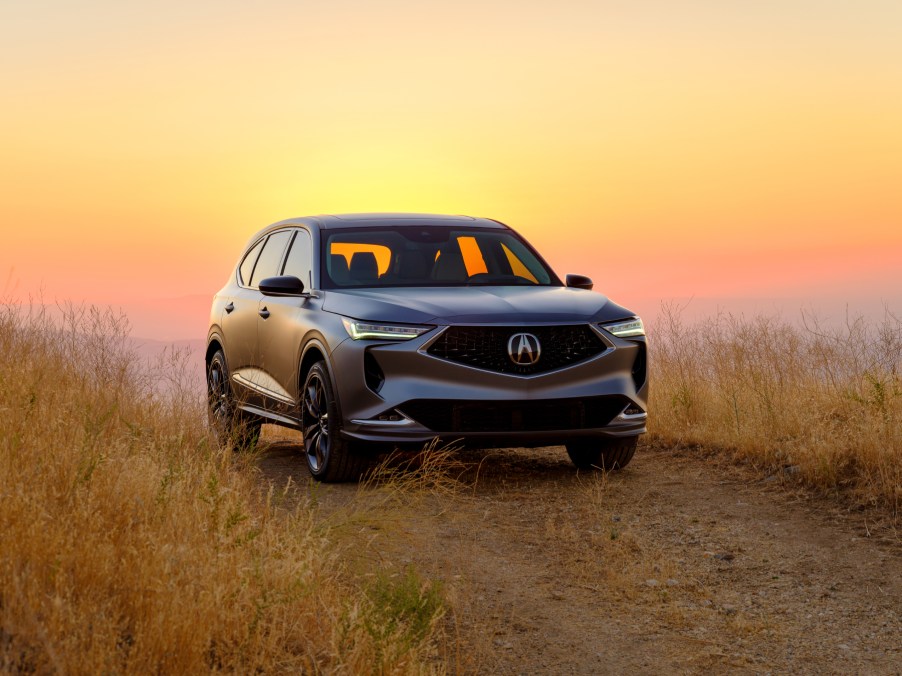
[{"x1": 206, "y1": 214, "x2": 648, "y2": 481}]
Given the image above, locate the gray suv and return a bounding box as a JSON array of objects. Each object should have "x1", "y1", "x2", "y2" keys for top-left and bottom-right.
[{"x1": 206, "y1": 214, "x2": 647, "y2": 481}]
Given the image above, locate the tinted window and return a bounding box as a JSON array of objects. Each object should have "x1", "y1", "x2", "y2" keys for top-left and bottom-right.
[
  {"x1": 282, "y1": 229, "x2": 313, "y2": 289},
  {"x1": 322, "y1": 226, "x2": 557, "y2": 288},
  {"x1": 238, "y1": 238, "x2": 265, "y2": 285},
  {"x1": 249, "y1": 230, "x2": 292, "y2": 288}
]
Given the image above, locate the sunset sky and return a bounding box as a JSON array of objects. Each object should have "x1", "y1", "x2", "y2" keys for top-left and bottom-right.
[{"x1": 2, "y1": 0, "x2": 900, "y2": 339}]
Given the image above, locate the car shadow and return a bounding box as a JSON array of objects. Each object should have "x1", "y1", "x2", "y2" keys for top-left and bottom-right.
[{"x1": 253, "y1": 434, "x2": 623, "y2": 498}]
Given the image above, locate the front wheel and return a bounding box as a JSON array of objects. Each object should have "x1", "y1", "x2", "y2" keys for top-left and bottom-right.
[
  {"x1": 565, "y1": 437, "x2": 638, "y2": 471},
  {"x1": 301, "y1": 361, "x2": 370, "y2": 482}
]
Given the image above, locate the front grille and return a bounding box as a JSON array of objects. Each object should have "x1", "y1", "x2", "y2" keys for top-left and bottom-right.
[
  {"x1": 397, "y1": 396, "x2": 628, "y2": 434},
  {"x1": 426, "y1": 325, "x2": 607, "y2": 375}
]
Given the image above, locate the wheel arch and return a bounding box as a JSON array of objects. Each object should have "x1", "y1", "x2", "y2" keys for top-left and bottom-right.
[
  {"x1": 206, "y1": 332, "x2": 225, "y2": 367},
  {"x1": 297, "y1": 338, "x2": 347, "y2": 428},
  {"x1": 298, "y1": 339, "x2": 330, "y2": 391}
]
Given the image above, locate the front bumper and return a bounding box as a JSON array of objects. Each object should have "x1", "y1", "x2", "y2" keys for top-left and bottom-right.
[{"x1": 329, "y1": 324, "x2": 648, "y2": 447}]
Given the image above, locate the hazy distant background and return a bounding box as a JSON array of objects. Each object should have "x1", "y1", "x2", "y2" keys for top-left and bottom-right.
[{"x1": 2, "y1": 0, "x2": 899, "y2": 342}]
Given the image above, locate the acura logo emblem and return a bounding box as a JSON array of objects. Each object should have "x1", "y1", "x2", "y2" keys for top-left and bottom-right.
[{"x1": 507, "y1": 333, "x2": 541, "y2": 365}]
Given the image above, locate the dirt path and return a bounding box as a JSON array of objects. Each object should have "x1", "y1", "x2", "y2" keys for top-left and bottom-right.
[{"x1": 256, "y1": 435, "x2": 901, "y2": 674}]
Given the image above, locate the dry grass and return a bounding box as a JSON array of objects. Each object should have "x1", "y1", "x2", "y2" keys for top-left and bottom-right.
[
  {"x1": 649, "y1": 303, "x2": 902, "y2": 514},
  {"x1": 0, "y1": 304, "x2": 443, "y2": 674}
]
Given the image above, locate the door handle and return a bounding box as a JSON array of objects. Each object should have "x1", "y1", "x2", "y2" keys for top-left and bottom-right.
[
  {"x1": 225, "y1": 302, "x2": 235, "y2": 314},
  {"x1": 258, "y1": 307, "x2": 270, "y2": 319}
]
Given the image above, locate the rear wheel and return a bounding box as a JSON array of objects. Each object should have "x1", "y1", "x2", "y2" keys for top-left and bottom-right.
[
  {"x1": 565, "y1": 437, "x2": 638, "y2": 470},
  {"x1": 207, "y1": 349, "x2": 260, "y2": 450},
  {"x1": 301, "y1": 361, "x2": 370, "y2": 482}
]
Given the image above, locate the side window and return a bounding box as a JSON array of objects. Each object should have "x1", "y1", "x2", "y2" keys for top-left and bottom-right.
[
  {"x1": 282, "y1": 229, "x2": 313, "y2": 289},
  {"x1": 249, "y1": 230, "x2": 292, "y2": 288},
  {"x1": 238, "y1": 238, "x2": 265, "y2": 286}
]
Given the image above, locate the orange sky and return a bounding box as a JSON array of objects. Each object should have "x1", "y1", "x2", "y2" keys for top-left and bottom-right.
[{"x1": 1, "y1": 0, "x2": 900, "y2": 339}]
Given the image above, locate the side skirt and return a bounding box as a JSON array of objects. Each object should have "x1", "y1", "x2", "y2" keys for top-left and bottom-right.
[{"x1": 237, "y1": 403, "x2": 303, "y2": 431}]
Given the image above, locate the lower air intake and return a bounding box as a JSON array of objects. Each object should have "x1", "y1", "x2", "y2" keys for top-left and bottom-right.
[{"x1": 397, "y1": 396, "x2": 629, "y2": 434}]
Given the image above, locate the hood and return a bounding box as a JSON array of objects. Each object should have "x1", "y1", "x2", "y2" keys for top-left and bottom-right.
[{"x1": 321, "y1": 286, "x2": 635, "y2": 325}]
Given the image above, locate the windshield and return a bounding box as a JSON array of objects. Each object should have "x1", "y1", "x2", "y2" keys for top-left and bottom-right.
[{"x1": 321, "y1": 226, "x2": 560, "y2": 289}]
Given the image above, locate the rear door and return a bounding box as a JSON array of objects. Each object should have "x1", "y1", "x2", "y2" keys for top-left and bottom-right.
[{"x1": 221, "y1": 237, "x2": 265, "y2": 394}]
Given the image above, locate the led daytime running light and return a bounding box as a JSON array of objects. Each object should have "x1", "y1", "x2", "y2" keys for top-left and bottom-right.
[
  {"x1": 342, "y1": 318, "x2": 430, "y2": 341},
  {"x1": 602, "y1": 318, "x2": 645, "y2": 338}
]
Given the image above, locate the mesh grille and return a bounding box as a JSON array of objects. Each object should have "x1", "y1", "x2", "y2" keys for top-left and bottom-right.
[
  {"x1": 426, "y1": 325, "x2": 606, "y2": 375},
  {"x1": 398, "y1": 396, "x2": 628, "y2": 434}
]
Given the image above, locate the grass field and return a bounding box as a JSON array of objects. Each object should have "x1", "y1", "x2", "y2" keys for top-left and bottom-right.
[
  {"x1": 0, "y1": 305, "x2": 444, "y2": 673},
  {"x1": 2, "y1": 301, "x2": 899, "y2": 672},
  {"x1": 649, "y1": 303, "x2": 901, "y2": 515}
]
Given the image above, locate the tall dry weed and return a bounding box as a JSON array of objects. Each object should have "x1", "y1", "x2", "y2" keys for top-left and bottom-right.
[
  {"x1": 0, "y1": 303, "x2": 441, "y2": 673},
  {"x1": 650, "y1": 303, "x2": 902, "y2": 514}
]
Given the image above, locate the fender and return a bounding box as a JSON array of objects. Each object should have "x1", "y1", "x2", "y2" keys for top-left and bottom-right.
[{"x1": 297, "y1": 334, "x2": 345, "y2": 432}]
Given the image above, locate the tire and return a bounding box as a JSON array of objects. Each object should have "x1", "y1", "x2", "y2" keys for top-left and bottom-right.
[
  {"x1": 207, "y1": 349, "x2": 261, "y2": 450},
  {"x1": 301, "y1": 361, "x2": 370, "y2": 482},
  {"x1": 565, "y1": 436, "x2": 638, "y2": 471}
]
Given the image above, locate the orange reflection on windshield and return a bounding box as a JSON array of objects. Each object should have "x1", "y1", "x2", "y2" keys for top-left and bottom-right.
[{"x1": 331, "y1": 243, "x2": 392, "y2": 275}]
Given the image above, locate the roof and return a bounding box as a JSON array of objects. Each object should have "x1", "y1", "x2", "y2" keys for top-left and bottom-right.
[{"x1": 268, "y1": 213, "x2": 509, "y2": 231}]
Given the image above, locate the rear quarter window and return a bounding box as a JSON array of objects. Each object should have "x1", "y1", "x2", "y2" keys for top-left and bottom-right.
[{"x1": 238, "y1": 238, "x2": 265, "y2": 285}]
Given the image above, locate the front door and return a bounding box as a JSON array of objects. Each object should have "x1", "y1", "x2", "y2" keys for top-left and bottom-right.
[{"x1": 257, "y1": 229, "x2": 318, "y2": 417}]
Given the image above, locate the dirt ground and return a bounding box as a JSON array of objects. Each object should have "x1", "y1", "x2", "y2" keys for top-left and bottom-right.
[{"x1": 256, "y1": 433, "x2": 901, "y2": 675}]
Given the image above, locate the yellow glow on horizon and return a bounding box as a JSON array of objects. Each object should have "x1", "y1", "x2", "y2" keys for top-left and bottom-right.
[{"x1": 1, "y1": 0, "x2": 900, "y2": 332}]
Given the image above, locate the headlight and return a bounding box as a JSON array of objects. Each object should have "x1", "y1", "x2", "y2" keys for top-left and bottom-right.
[
  {"x1": 341, "y1": 318, "x2": 433, "y2": 341},
  {"x1": 600, "y1": 317, "x2": 645, "y2": 338}
]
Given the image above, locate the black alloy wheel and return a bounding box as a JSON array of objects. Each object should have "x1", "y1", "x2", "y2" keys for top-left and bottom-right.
[
  {"x1": 208, "y1": 351, "x2": 231, "y2": 436},
  {"x1": 300, "y1": 361, "x2": 369, "y2": 482},
  {"x1": 207, "y1": 349, "x2": 260, "y2": 450},
  {"x1": 301, "y1": 367, "x2": 330, "y2": 473}
]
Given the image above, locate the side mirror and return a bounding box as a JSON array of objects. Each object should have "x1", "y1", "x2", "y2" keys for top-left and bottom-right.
[
  {"x1": 259, "y1": 275, "x2": 305, "y2": 296},
  {"x1": 565, "y1": 274, "x2": 594, "y2": 291}
]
